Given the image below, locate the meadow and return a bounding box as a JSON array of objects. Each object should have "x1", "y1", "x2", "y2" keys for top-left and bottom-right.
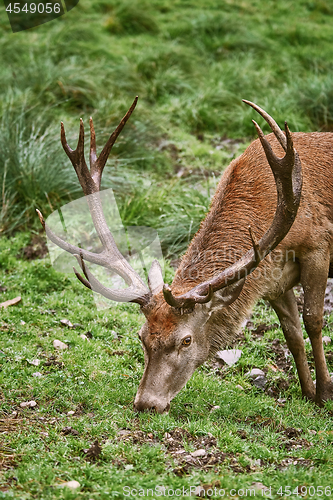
[{"x1": 1, "y1": 0, "x2": 333, "y2": 498}]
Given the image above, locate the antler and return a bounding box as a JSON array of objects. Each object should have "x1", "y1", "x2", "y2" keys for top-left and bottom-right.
[
  {"x1": 163, "y1": 101, "x2": 302, "y2": 311},
  {"x1": 37, "y1": 97, "x2": 151, "y2": 306}
]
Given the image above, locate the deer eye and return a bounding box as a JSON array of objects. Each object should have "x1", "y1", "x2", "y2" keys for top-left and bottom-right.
[{"x1": 182, "y1": 336, "x2": 192, "y2": 346}]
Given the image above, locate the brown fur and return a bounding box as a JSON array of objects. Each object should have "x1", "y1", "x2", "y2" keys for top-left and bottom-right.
[{"x1": 139, "y1": 132, "x2": 333, "y2": 407}]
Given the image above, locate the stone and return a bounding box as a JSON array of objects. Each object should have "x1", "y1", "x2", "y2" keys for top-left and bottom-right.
[
  {"x1": 59, "y1": 480, "x2": 80, "y2": 490},
  {"x1": 245, "y1": 368, "x2": 265, "y2": 378},
  {"x1": 191, "y1": 449, "x2": 206, "y2": 458},
  {"x1": 20, "y1": 400, "x2": 37, "y2": 408},
  {"x1": 53, "y1": 339, "x2": 68, "y2": 350},
  {"x1": 252, "y1": 375, "x2": 267, "y2": 390}
]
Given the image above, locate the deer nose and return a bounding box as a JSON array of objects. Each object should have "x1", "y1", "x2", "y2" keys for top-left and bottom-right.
[{"x1": 133, "y1": 397, "x2": 170, "y2": 414}]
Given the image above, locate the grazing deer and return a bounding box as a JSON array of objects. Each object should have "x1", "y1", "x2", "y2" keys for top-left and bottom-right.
[{"x1": 37, "y1": 97, "x2": 333, "y2": 412}]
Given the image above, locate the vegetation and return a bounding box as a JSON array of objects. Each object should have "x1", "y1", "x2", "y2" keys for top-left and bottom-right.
[
  {"x1": 1, "y1": 0, "x2": 333, "y2": 498},
  {"x1": 1, "y1": 0, "x2": 333, "y2": 252},
  {"x1": 1, "y1": 234, "x2": 333, "y2": 499}
]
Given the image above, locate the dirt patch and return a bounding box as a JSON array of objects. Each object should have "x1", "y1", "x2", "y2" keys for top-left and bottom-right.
[
  {"x1": 18, "y1": 235, "x2": 48, "y2": 260},
  {"x1": 0, "y1": 417, "x2": 24, "y2": 470},
  {"x1": 295, "y1": 278, "x2": 333, "y2": 316},
  {"x1": 267, "y1": 338, "x2": 293, "y2": 372},
  {"x1": 117, "y1": 427, "x2": 253, "y2": 475},
  {"x1": 246, "y1": 322, "x2": 279, "y2": 339}
]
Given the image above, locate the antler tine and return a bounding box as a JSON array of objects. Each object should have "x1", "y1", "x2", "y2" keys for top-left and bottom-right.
[
  {"x1": 73, "y1": 253, "x2": 149, "y2": 306},
  {"x1": 89, "y1": 117, "x2": 97, "y2": 168},
  {"x1": 36, "y1": 209, "x2": 107, "y2": 267},
  {"x1": 38, "y1": 97, "x2": 152, "y2": 307},
  {"x1": 73, "y1": 253, "x2": 93, "y2": 291},
  {"x1": 61, "y1": 119, "x2": 96, "y2": 196},
  {"x1": 163, "y1": 102, "x2": 302, "y2": 311},
  {"x1": 90, "y1": 96, "x2": 138, "y2": 189},
  {"x1": 248, "y1": 225, "x2": 261, "y2": 264},
  {"x1": 243, "y1": 100, "x2": 287, "y2": 152},
  {"x1": 73, "y1": 266, "x2": 92, "y2": 290}
]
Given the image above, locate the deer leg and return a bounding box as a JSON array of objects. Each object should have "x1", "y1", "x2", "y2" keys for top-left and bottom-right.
[
  {"x1": 300, "y1": 253, "x2": 333, "y2": 405},
  {"x1": 269, "y1": 289, "x2": 315, "y2": 401}
]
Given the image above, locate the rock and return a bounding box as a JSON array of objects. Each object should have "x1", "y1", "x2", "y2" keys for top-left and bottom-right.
[
  {"x1": 53, "y1": 339, "x2": 68, "y2": 350},
  {"x1": 40, "y1": 432, "x2": 49, "y2": 437},
  {"x1": 111, "y1": 330, "x2": 119, "y2": 340},
  {"x1": 60, "y1": 319, "x2": 73, "y2": 328},
  {"x1": 32, "y1": 372, "x2": 42, "y2": 377},
  {"x1": 67, "y1": 410, "x2": 75, "y2": 416},
  {"x1": 216, "y1": 349, "x2": 242, "y2": 366},
  {"x1": 58, "y1": 480, "x2": 80, "y2": 490},
  {"x1": 80, "y1": 334, "x2": 90, "y2": 341},
  {"x1": 211, "y1": 405, "x2": 220, "y2": 411},
  {"x1": 322, "y1": 336, "x2": 331, "y2": 345},
  {"x1": 235, "y1": 384, "x2": 244, "y2": 390},
  {"x1": 191, "y1": 449, "x2": 206, "y2": 458},
  {"x1": 245, "y1": 368, "x2": 265, "y2": 379},
  {"x1": 277, "y1": 398, "x2": 286, "y2": 404},
  {"x1": 20, "y1": 400, "x2": 37, "y2": 408},
  {"x1": 252, "y1": 375, "x2": 267, "y2": 390},
  {"x1": 252, "y1": 482, "x2": 269, "y2": 492},
  {"x1": 28, "y1": 359, "x2": 40, "y2": 366}
]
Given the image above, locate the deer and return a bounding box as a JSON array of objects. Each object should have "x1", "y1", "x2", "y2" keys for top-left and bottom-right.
[{"x1": 37, "y1": 97, "x2": 333, "y2": 413}]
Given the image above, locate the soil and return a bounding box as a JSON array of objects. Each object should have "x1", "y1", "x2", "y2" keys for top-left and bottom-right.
[
  {"x1": 18, "y1": 235, "x2": 48, "y2": 260},
  {"x1": 116, "y1": 424, "x2": 314, "y2": 475}
]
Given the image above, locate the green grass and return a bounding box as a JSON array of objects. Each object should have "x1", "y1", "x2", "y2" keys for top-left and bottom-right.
[
  {"x1": 1, "y1": 234, "x2": 333, "y2": 499},
  {"x1": 2, "y1": 0, "x2": 333, "y2": 497},
  {"x1": 1, "y1": 0, "x2": 333, "y2": 250}
]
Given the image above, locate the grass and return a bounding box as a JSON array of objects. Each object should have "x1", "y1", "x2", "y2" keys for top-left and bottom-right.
[
  {"x1": 1, "y1": 0, "x2": 333, "y2": 250},
  {"x1": 1, "y1": 0, "x2": 333, "y2": 497},
  {"x1": 1, "y1": 236, "x2": 333, "y2": 499}
]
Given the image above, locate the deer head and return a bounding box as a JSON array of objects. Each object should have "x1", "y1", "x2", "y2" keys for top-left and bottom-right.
[{"x1": 37, "y1": 98, "x2": 302, "y2": 413}]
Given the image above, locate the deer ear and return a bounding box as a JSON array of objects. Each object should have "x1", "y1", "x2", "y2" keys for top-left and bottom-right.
[{"x1": 148, "y1": 260, "x2": 164, "y2": 295}]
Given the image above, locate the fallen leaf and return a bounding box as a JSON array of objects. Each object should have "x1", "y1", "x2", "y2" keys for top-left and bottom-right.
[
  {"x1": 216, "y1": 349, "x2": 242, "y2": 366},
  {"x1": 53, "y1": 339, "x2": 68, "y2": 350},
  {"x1": 0, "y1": 296, "x2": 21, "y2": 309}
]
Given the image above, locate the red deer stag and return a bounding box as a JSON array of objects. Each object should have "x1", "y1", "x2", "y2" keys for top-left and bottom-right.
[{"x1": 37, "y1": 97, "x2": 333, "y2": 412}]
